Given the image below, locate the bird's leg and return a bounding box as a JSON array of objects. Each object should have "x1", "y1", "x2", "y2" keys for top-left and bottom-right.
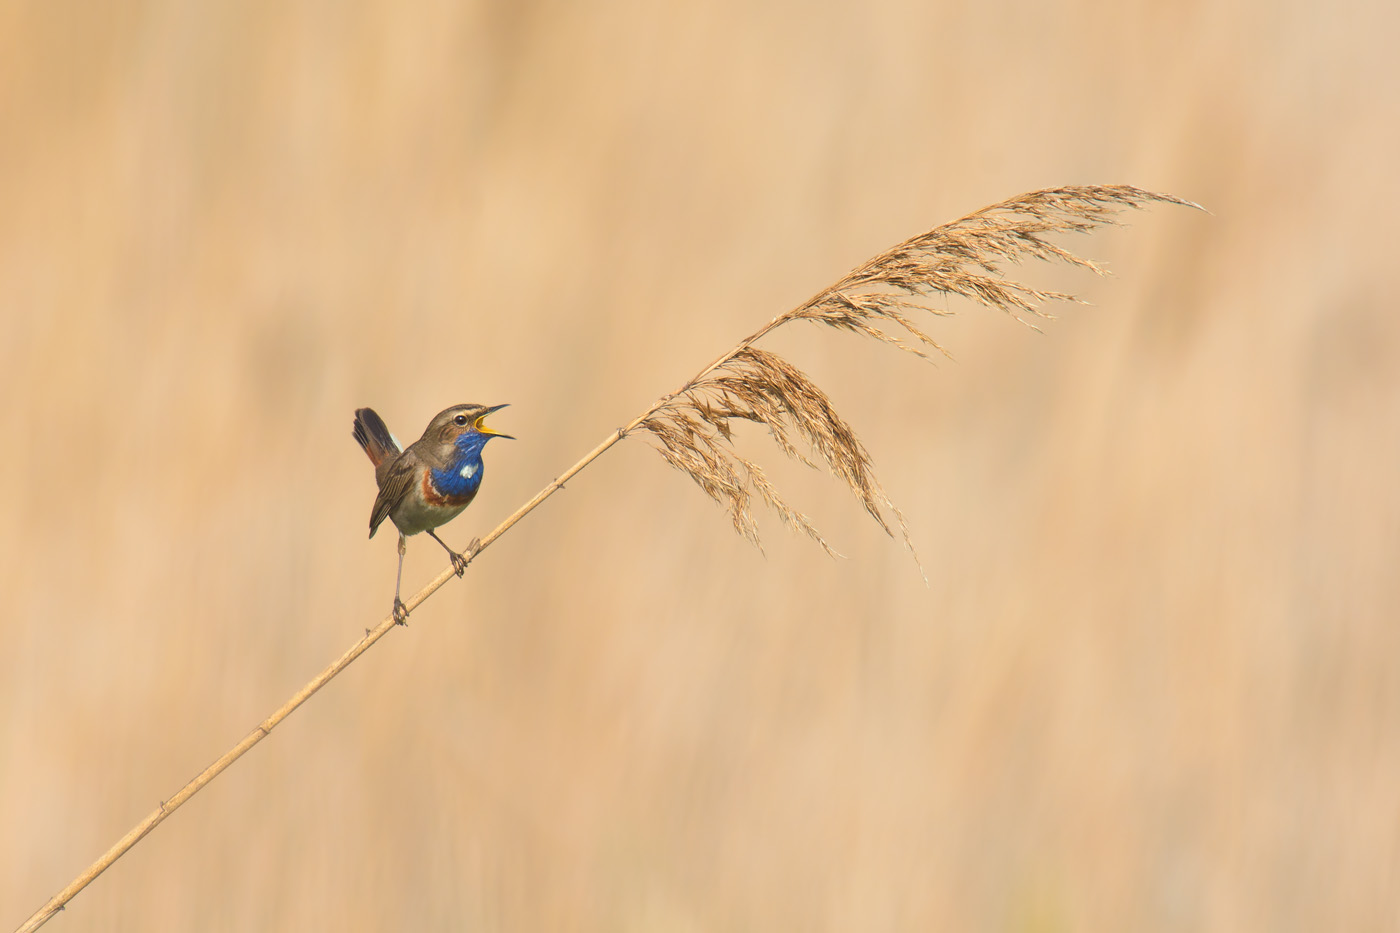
[
  {"x1": 393, "y1": 533, "x2": 409, "y2": 624},
  {"x1": 427, "y1": 529, "x2": 470, "y2": 576}
]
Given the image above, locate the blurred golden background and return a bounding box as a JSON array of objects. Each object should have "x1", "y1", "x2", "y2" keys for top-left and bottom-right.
[{"x1": 3, "y1": 0, "x2": 1397, "y2": 929}]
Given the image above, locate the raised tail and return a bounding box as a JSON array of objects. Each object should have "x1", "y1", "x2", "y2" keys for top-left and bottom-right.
[{"x1": 353, "y1": 408, "x2": 402, "y2": 468}]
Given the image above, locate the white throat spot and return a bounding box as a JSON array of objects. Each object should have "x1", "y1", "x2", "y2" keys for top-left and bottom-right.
[{"x1": 459, "y1": 462, "x2": 479, "y2": 480}]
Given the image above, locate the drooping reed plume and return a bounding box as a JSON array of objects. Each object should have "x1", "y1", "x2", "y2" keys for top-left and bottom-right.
[
  {"x1": 17, "y1": 184, "x2": 1199, "y2": 932},
  {"x1": 636, "y1": 185, "x2": 1198, "y2": 560}
]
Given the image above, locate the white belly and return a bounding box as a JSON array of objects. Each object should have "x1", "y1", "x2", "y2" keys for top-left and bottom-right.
[{"x1": 390, "y1": 496, "x2": 467, "y2": 536}]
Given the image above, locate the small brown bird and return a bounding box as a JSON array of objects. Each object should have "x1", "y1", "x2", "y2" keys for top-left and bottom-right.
[{"x1": 352, "y1": 403, "x2": 512, "y2": 622}]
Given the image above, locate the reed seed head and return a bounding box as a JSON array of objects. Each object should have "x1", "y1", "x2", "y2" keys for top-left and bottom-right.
[{"x1": 639, "y1": 185, "x2": 1200, "y2": 566}]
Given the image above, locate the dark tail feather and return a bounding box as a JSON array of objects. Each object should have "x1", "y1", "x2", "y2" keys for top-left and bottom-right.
[{"x1": 353, "y1": 408, "x2": 401, "y2": 467}]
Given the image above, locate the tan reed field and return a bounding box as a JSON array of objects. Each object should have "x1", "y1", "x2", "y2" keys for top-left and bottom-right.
[{"x1": 2, "y1": 1, "x2": 1398, "y2": 930}]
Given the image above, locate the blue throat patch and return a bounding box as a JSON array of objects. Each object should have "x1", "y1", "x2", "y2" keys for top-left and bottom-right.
[{"x1": 429, "y1": 431, "x2": 495, "y2": 498}]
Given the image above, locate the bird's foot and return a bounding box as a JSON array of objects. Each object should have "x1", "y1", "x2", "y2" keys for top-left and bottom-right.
[
  {"x1": 446, "y1": 539, "x2": 481, "y2": 577},
  {"x1": 393, "y1": 598, "x2": 410, "y2": 625}
]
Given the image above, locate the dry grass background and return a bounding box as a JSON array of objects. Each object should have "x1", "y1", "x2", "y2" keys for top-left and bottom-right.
[{"x1": 2, "y1": 1, "x2": 1397, "y2": 930}]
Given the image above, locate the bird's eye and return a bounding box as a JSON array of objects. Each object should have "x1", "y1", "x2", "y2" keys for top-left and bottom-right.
[{"x1": 453, "y1": 414, "x2": 469, "y2": 426}]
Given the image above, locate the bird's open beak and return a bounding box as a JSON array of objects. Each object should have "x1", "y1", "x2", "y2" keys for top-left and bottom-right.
[{"x1": 474, "y1": 403, "x2": 514, "y2": 439}]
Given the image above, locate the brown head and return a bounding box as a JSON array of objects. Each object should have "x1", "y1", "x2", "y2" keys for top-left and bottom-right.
[{"x1": 415, "y1": 403, "x2": 513, "y2": 463}]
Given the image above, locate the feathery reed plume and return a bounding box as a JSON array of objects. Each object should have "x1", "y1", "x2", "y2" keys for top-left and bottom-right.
[
  {"x1": 638, "y1": 185, "x2": 1199, "y2": 559},
  {"x1": 16, "y1": 184, "x2": 1199, "y2": 932},
  {"x1": 643, "y1": 346, "x2": 903, "y2": 557}
]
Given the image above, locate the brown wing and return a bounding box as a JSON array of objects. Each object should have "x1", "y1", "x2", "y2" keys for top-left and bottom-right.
[{"x1": 368, "y1": 454, "x2": 416, "y2": 538}]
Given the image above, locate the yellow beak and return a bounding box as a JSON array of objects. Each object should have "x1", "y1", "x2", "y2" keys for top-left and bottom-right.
[{"x1": 474, "y1": 403, "x2": 514, "y2": 439}]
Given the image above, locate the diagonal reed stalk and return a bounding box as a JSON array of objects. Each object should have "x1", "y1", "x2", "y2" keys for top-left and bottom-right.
[{"x1": 15, "y1": 185, "x2": 1199, "y2": 932}]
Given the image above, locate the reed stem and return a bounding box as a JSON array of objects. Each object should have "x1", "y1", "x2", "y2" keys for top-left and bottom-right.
[{"x1": 15, "y1": 184, "x2": 1197, "y2": 931}]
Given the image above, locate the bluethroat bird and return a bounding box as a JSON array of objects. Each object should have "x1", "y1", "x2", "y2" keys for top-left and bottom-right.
[{"x1": 353, "y1": 403, "x2": 513, "y2": 623}]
